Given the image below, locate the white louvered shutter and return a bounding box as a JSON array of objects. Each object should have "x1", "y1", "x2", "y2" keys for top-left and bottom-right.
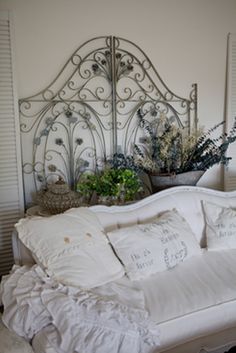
[
  {"x1": 0, "y1": 11, "x2": 24, "y2": 275},
  {"x1": 224, "y1": 33, "x2": 236, "y2": 191}
]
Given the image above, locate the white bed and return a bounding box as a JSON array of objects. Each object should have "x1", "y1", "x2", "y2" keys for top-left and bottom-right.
[{"x1": 1, "y1": 186, "x2": 236, "y2": 353}]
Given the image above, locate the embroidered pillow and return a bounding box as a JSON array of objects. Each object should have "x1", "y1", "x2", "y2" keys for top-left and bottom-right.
[
  {"x1": 107, "y1": 209, "x2": 202, "y2": 281},
  {"x1": 15, "y1": 207, "x2": 124, "y2": 289},
  {"x1": 202, "y1": 201, "x2": 236, "y2": 250}
]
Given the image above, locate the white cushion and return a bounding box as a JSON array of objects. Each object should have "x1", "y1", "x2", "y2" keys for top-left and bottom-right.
[
  {"x1": 107, "y1": 209, "x2": 202, "y2": 281},
  {"x1": 203, "y1": 201, "x2": 236, "y2": 250},
  {"x1": 124, "y1": 249, "x2": 236, "y2": 351},
  {"x1": 15, "y1": 207, "x2": 124, "y2": 289}
]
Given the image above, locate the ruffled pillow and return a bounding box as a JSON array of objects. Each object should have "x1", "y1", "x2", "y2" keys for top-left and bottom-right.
[{"x1": 15, "y1": 207, "x2": 124, "y2": 289}]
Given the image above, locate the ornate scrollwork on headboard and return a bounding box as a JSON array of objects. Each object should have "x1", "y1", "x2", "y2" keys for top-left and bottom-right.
[{"x1": 19, "y1": 35, "x2": 197, "y2": 205}]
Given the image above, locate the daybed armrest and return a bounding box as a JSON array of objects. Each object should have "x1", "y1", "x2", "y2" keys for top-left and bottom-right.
[{"x1": 12, "y1": 229, "x2": 35, "y2": 266}]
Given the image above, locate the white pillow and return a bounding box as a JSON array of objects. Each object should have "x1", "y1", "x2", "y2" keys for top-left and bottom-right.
[
  {"x1": 107, "y1": 209, "x2": 202, "y2": 281},
  {"x1": 15, "y1": 207, "x2": 124, "y2": 289},
  {"x1": 202, "y1": 201, "x2": 236, "y2": 250}
]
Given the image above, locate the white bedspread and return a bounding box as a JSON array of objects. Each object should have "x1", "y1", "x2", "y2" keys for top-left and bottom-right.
[{"x1": 0, "y1": 265, "x2": 159, "y2": 353}]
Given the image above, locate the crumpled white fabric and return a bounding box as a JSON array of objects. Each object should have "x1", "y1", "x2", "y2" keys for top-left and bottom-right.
[{"x1": 0, "y1": 265, "x2": 159, "y2": 353}]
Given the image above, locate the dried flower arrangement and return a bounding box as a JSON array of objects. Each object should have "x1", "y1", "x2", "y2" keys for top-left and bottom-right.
[{"x1": 134, "y1": 109, "x2": 236, "y2": 176}]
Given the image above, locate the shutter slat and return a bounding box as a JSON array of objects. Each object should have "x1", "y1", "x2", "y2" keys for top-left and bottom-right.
[
  {"x1": 224, "y1": 34, "x2": 236, "y2": 191},
  {"x1": 0, "y1": 11, "x2": 24, "y2": 276}
]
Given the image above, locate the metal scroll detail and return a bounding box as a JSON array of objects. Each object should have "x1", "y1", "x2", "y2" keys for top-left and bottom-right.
[{"x1": 19, "y1": 36, "x2": 197, "y2": 205}]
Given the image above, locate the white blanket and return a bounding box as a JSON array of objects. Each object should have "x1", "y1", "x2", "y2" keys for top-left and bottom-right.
[{"x1": 0, "y1": 265, "x2": 159, "y2": 353}]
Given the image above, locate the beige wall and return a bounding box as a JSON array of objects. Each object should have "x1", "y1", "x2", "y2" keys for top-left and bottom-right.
[{"x1": 1, "y1": 0, "x2": 236, "y2": 189}]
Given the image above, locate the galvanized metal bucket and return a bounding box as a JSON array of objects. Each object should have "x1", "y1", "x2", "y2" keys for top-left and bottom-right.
[{"x1": 149, "y1": 170, "x2": 205, "y2": 193}]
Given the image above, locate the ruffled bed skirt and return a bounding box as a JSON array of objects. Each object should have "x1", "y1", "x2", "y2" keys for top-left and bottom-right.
[{"x1": 0, "y1": 265, "x2": 160, "y2": 353}]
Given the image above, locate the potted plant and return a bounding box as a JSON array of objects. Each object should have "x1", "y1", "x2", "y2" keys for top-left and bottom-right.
[
  {"x1": 134, "y1": 109, "x2": 236, "y2": 192},
  {"x1": 77, "y1": 167, "x2": 142, "y2": 205}
]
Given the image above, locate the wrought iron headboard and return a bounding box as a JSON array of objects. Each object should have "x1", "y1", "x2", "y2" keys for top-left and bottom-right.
[{"x1": 19, "y1": 35, "x2": 197, "y2": 206}]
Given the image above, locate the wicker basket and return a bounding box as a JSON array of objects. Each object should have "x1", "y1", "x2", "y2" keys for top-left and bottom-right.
[{"x1": 36, "y1": 178, "x2": 82, "y2": 215}]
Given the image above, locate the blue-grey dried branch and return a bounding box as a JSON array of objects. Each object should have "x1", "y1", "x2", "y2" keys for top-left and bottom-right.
[
  {"x1": 134, "y1": 108, "x2": 236, "y2": 175},
  {"x1": 108, "y1": 153, "x2": 142, "y2": 173}
]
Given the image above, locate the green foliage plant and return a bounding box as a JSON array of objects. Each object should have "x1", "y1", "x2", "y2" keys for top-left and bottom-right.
[{"x1": 77, "y1": 167, "x2": 142, "y2": 203}]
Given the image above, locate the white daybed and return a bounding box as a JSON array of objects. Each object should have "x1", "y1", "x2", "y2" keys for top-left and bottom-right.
[{"x1": 1, "y1": 185, "x2": 236, "y2": 353}]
